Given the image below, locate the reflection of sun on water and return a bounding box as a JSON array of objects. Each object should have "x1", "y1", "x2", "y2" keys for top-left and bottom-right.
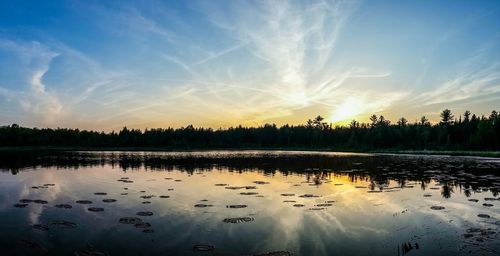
[{"x1": 6, "y1": 155, "x2": 498, "y2": 256}]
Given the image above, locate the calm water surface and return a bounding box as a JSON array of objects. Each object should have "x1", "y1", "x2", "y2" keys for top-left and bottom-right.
[{"x1": 0, "y1": 151, "x2": 499, "y2": 256}]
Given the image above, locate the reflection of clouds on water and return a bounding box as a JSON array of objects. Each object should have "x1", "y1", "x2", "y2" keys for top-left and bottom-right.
[
  {"x1": 0, "y1": 177, "x2": 22, "y2": 208},
  {"x1": 416, "y1": 198, "x2": 499, "y2": 230},
  {"x1": 19, "y1": 170, "x2": 65, "y2": 224}
]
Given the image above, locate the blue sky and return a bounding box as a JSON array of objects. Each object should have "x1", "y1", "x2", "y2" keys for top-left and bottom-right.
[{"x1": 0, "y1": 0, "x2": 499, "y2": 130}]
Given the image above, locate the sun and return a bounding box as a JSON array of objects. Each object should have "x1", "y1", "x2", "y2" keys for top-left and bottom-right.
[{"x1": 329, "y1": 97, "x2": 365, "y2": 124}]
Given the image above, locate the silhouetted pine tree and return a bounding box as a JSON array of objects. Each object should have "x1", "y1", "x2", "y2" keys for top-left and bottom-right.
[{"x1": 1, "y1": 109, "x2": 499, "y2": 151}]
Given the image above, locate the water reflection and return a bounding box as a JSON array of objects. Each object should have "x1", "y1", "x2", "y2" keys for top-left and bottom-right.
[{"x1": 0, "y1": 151, "x2": 498, "y2": 255}]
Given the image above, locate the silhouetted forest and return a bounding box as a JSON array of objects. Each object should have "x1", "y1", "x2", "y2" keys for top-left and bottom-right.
[{"x1": 1, "y1": 109, "x2": 499, "y2": 150}]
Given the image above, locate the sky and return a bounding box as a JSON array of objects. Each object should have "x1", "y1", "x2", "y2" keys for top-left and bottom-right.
[{"x1": 0, "y1": 0, "x2": 499, "y2": 131}]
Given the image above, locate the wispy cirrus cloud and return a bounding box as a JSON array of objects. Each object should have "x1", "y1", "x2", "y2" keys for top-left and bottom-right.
[
  {"x1": 411, "y1": 45, "x2": 500, "y2": 108},
  {"x1": 0, "y1": 39, "x2": 63, "y2": 125},
  {"x1": 420, "y1": 66, "x2": 500, "y2": 106},
  {"x1": 0, "y1": 1, "x2": 398, "y2": 129},
  {"x1": 158, "y1": 0, "x2": 399, "y2": 125},
  {"x1": 173, "y1": 1, "x2": 398, "y2": 123},
  {"x1": 2, "y1": 1, "x2": 498, "y2": 129},
  {"x1": 0, "y1": 38, "x2": 123, "y2": 128},
  {"x1": 25, "y1": 66, "x2": 64, "y2": 123}
]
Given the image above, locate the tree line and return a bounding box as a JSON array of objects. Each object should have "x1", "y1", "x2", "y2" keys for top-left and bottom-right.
[{"x1": 1, "y1": 109, "x2": 499, "y2": 150}]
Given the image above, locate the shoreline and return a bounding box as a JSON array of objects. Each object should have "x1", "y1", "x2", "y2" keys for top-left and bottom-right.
[{"x1": 1, "y1": 146, "x2": 499, "y2": 158}]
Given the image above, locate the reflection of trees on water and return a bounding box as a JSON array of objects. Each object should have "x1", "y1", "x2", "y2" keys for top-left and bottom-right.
[
  {"x1": 420, "y1": 181, "x2": 427, "y2": 190},
  {"x1": 441, "y1": 184, "x2": 454, "y2": 199},
  {"x1": 464, "y1": 188, "x2": 472, "y2": 197},
  {"x1": 0, "y1": 151, "x2": 499, "y2": 198},
  {"x1": 305, "y1": 173, "x2": 330, "y2": 185}
]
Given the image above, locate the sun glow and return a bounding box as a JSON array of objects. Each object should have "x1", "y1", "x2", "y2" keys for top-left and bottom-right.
[
  {"x1": 285, "y1": 91, "x2": 310, "y2": 107},
  {"x1": 329, "y1": 97, "x2": 365, "y2": 124}
]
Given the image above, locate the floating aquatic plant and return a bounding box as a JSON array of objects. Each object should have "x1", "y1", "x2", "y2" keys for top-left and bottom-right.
[
  {"x1": 136, "y1": 211, "x2": 153, "y2": 216},
  {"x1": 76, "y1": 200, "x2": 92, "y2": 204},
  {"x1": 222, "y1": 217, "x2": 254, "y2": 223}
]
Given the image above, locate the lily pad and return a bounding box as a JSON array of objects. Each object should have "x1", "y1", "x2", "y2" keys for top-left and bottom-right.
[
  {"x1": 55, "y1": 204, "x2": 72, "y2": 209},
  {"x1": 222, "y1": 217, "x2": 254, "y2": 223},
  {"x1": 33, "y1": 224, "x2": 49, "y2": 231},
  {"x1": 253, "y1": 181, "x2": 269, "y2": 185},
  {"x1": 194, "y1": 204, "x2": 213, "y2": 208},
  {"x1": 430, "y1": 206, "x2": 445, "y2": 210},
  {"x1": 134, "y1": 222, "x2": 151, "y2": 229},
  {"x1": 299, "y1": 194, "x2": 319, "y2": 198},
  {"x1": 193, "y1": 244, "x2": 215, "y2": 252},
  {"x1": 136, "y1": 211, "x2": 153, "y2": 217},
  {"x1": 254, "y1": 251, "x2": 291, "y2": 256},
  {"x1": 119, "y1": 217, "x2": 142, "y2": 224},
  {"x1": 225, "y1": 186, "x2": 244, "y2": 190},
  {"x1": 316, "y1": 203, "x2": 332, "y2": 207},
  {"x1": 240, "y1": 192, "x2": 258, "y2": 195},
  {"x1": 75, "y1": 249, "x2": 110, "y2": 256},
  {"x1": 309, "y1": 207, "x2": 326, "y2": 211},
  {"x1": 484, "y1": 197, "x2": 499, "y2": 201},
  {"x1": 51, "y1": 220, "x2": 77, "y2": 229},
  {"x1": 76, "y1": 200, "x2": 92, "y2": 204},
  {"x1": 226, "y1": 204, "x2": 247, "y2": 209}
]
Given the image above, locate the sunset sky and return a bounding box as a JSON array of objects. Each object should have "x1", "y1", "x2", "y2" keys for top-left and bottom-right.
[{"x1": 1, "y1": 0, "x2": 499, "y2": 131}]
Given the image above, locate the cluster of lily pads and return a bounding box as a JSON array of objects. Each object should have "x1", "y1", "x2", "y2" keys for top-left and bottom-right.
[{"x1": 10, "y1": 157, "x2": 499, "y2": 255}]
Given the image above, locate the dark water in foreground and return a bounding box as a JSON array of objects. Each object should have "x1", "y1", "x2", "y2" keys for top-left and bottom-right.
[{"x1": 0, "y1": 151, "x2": 499, "y2": 256}]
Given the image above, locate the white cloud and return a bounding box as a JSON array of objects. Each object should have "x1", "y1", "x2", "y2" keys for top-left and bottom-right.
[
  {"x1": 11, "y1": 1, "x2": 495, "y2": 128},
  {"x1": 0, "y1": 39, "x2": 65, "y2": 125},
  {"x1": 412, "y1": 52, "x2": 500, "y2": 107},
  {"x1": 27, "y1": 66, "x2": 64, "y2": 124},
  {"x1": 164, "y1": 0, "x2": 398, "y2": 125},
  {"x1": 0, "y1": 38, "x2": 120, "y2": 127}
]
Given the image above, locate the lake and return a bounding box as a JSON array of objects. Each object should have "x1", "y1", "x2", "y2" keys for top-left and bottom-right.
[{"x1": 0, "y1": 151, "x2": 499, "y2": 256}]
